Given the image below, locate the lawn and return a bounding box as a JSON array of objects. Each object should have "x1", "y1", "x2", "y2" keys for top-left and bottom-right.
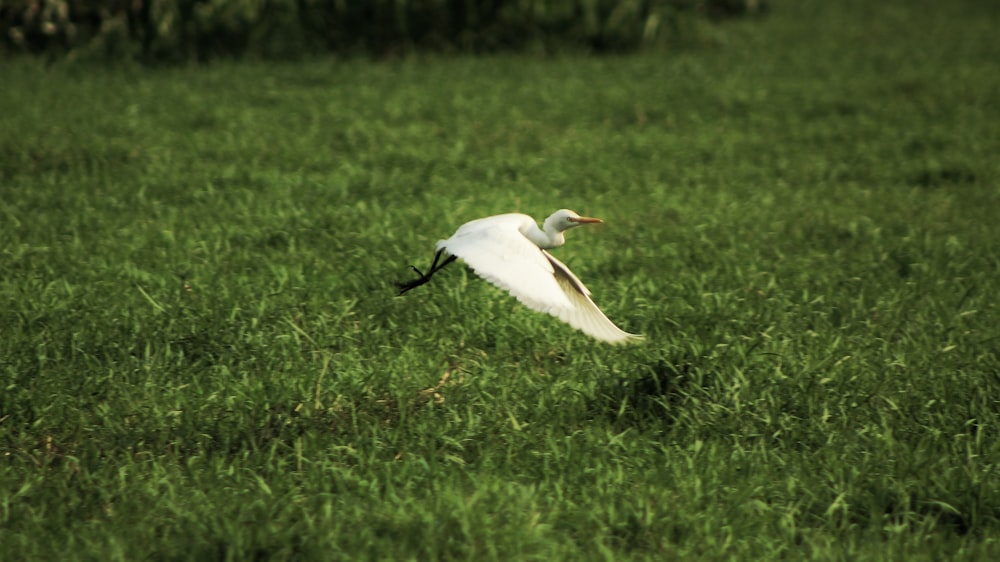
[{"x1": 2, "y1": 0, "x2": 1000, "y2": 559}]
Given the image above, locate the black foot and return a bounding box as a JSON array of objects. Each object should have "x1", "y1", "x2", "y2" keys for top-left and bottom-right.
[
  {"x1": 395, "y1": 266, "x2": 431, "y2": 295},
  {"x1": 395, "y1": 250, "x2": 456, "y2": 295}
]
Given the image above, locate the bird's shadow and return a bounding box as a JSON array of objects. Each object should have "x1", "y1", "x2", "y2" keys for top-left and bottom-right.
[{"x1": 590, "y1": 354, "x2": 703, "y2": 431}]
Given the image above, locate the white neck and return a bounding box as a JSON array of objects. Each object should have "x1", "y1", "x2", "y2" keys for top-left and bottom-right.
[{"x1": 521, "y1": 219, "x2": 566, "y2": 249}]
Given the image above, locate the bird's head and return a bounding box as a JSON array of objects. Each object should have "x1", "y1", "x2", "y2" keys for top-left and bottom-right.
[{"x1": 546, "y1": 209, "x2": 603, "y2": 233}]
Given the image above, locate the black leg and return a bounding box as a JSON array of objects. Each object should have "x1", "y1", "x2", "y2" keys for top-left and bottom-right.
[{"x1": 395, "y1": 249, "x2": 457, "y2": 295}]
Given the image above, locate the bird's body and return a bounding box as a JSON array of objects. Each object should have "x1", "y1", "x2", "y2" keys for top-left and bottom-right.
[{"x1": 397, "y1": 209, "x2": 642, "y2": 344}]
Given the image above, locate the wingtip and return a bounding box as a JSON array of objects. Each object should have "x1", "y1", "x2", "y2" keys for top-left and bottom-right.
[
  {"x1": 594, "y1": 330, "x2": 645, "y2": 345},
  {"x1": 617, "y1": 333, "x2": 646, "y2": 345}
]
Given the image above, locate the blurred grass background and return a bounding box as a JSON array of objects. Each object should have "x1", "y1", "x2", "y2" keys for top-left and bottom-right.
[{"x1": 2, "y1": 0, "x2": 1000, "y2": 560}]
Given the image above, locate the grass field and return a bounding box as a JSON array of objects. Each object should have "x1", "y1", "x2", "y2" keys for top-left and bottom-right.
[{"x1": 2, "y1": 1, "x2": 1000, "y2": 559}]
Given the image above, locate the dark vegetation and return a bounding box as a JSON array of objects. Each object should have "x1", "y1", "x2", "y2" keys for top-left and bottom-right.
[{"x1": 2, "y1": 0, "x2": 766, "y2": 62}]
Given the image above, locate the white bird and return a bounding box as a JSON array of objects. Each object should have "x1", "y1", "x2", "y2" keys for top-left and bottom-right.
[{"x1": 396, "y1": 209, "x2": 643, "y2": 344}]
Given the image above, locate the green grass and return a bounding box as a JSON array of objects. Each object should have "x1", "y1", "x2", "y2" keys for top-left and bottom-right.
[{"x1": 2, "y1": 1, "x2": 1000, "y2": 559}]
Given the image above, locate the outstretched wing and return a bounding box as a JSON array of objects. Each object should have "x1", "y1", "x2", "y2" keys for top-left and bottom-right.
[
  {"x1": 542, "y1": 250, "x2": 644, "y2": 344},
  {"x1": 438, "y1": 216, "x2": 641, "y2": 344}
]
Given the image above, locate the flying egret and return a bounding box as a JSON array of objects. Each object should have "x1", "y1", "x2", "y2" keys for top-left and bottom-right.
[{"x1": 396, "y1": 209, "x2": 643, "y2": 344}]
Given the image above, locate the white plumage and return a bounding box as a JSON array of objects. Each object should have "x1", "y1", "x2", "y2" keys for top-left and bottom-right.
[{"x1": 398, "y1": 209, "x2": 642, "y2": 344}]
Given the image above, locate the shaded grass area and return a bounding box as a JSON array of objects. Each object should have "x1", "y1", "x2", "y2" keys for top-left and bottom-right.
[{"x1": 2, "y1": 1, "x2": 1000, "y2": 559}]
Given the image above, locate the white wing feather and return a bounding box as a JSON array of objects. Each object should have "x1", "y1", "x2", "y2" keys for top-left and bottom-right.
[
  {"x1": 542, "y1": 250, "x2": 643, "y2": 344},
  {"x1": 437, "y1": 215, "x2": 641, "y2": 344}
]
